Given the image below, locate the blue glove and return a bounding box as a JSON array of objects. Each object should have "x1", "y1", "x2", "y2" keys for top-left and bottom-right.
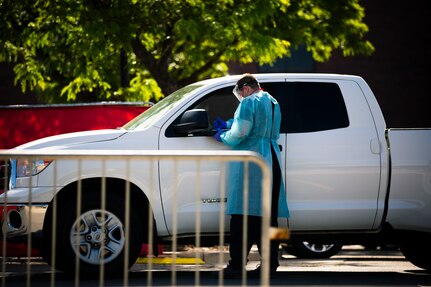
[
  {"x1": 213, "y1": 117, "x2": 227, "y2": 130},
  {"x1": 214, "y1": 128, "x2": 223, "y2": 142}
]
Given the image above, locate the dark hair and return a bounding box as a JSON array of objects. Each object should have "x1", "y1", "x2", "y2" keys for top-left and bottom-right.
[{"x1": 236, "y1": 73, "x2": 259, "y2": 89}]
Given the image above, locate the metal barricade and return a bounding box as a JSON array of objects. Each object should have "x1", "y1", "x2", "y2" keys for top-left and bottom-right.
[{"x1": 0, "y1": 150, "x2": 275, "y2": 286}]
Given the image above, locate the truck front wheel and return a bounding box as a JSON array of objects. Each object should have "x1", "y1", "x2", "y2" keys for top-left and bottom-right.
[{"x1": 43, "y1": 192, "x2": 144, "y2": 278}]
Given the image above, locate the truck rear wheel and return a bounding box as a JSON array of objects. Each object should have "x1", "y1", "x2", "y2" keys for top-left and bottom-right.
[
  {"x1": 43, "y1": 192, "x2": 144, "y2": 278},
  {"x1": 283, "y1": 241, "x2": 343, "y2": 259},
  {"x1": 400, "y1": 235, "x2": 431, "y2": 272}
]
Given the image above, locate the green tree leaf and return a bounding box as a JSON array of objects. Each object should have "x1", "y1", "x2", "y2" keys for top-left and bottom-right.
[{"x1": 0, "y1": 0, "x2": 374, "y2": 103}]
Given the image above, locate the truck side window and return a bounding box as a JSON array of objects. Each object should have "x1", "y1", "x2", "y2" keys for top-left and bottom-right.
[
  {"x1": 165, "y1": 86, "x2": 239, "y2": 137},
  {"x1": 289, "y1": 82, "x2": 349, "y2": 133},
  {"x1": 192, "y1": 87, "x2": 238, "y2": 124},
  {"x1": 265, "y1": 82, "x2": 349, "y2": 133},
  {"x1": 260, "y1": 82, "x2": 291, "y2": 134}
]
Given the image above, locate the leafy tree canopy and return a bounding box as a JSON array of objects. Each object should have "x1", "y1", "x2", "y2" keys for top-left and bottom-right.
[{"x1": 0, "y1": 0, "x2": 374, "y2": 103}]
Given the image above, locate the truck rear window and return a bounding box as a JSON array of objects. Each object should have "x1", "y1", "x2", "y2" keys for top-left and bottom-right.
[{"x1": 264, "y1": 82, "x2": 349, "y2": 133}]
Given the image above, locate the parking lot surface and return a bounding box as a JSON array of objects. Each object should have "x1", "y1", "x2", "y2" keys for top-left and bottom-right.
[{"x1": 1, "y1": 246, "x2": 430, "y2": 286}]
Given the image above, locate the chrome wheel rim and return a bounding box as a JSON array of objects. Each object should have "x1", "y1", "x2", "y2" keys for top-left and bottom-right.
[
  {"x1": 303, "y1": 242, "x2": 335, "y2": 253},
  {"x1": 70, "y1": 209, "x2": 125, "y2": 265}
]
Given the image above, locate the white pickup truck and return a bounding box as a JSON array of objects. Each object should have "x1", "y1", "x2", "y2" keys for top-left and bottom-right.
[{"x1": 1, "y1": 74, "x2": 431, "y2": 276}]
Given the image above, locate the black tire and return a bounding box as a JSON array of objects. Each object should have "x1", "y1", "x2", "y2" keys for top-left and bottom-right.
[
  {"x1": 42, "y1": 191, "x2": 144, "y2": 278},
  {"x1": 284, "y1": 241, "x2": 343, "y2": 259},
  {"x1": 400, "y1": 236, "x2": 431, "y2": 272}
]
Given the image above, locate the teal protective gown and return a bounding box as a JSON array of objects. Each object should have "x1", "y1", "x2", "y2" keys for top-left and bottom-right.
[{"x1": 220, "y1": 90, "x2": 290, "y2": 218}]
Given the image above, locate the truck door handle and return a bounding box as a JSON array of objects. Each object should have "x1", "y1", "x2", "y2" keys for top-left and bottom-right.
[{"x1": 279, "y1": 145, "x2": 283, "y2": 151}]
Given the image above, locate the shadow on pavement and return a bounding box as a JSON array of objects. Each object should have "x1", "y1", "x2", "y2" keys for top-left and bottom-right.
[{"x1": 2, "y1": 270, "x2": 431, "y2": 287}]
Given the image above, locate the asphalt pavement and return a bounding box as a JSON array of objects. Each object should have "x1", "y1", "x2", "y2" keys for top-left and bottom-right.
[{"x1": 1, "y1": 245, "x2": 431, "y2": 287}]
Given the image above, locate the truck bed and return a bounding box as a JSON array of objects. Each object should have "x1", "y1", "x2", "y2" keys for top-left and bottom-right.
[{"x1": 386, "y1": 128, "x2": 431, "y2": 232}]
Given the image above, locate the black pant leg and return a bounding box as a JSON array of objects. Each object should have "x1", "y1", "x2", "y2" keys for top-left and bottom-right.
[
  {"x1": 229, "y1": 215, "x2": 244, "y2": 269},
  {"x1": 229, "y1": 215, "x2": 261, "y2": 269}
]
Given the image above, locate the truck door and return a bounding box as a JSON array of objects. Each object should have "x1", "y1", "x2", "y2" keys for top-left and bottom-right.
[
  {"x1": 158, "y1": 86, "x2": 238, "y2": 235},
  {"x1": 276, "y1": 80, "x2": 381, "y2": 231},
  {"x1": 158, "y1": 81, "x2": 290, "y2": 235}
]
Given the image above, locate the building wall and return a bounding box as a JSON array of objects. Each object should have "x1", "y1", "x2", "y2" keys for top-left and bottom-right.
[
  {"x1": 0, "y1": 63, "x2": 38, "y2": 105},
  {"x1": 315, "y1": 0, "x2": 431, "y2": 128}
]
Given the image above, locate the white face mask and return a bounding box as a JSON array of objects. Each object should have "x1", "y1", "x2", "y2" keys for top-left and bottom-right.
[{"x1": 232, "y1": 85, "x2": 242, "y2": 102}]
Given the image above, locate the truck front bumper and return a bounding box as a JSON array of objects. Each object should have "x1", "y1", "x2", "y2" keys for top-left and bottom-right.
[{"x1": 1, "y1": 204, "x2": 48, "y2": 241}]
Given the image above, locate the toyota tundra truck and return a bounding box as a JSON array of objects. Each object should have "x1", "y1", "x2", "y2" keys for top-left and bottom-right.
[{"x1": 1, "y1": 74, "x2": 430, "y2": 276}]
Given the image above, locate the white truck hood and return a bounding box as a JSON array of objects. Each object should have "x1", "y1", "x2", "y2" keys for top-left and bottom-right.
[{"x1": 13, "y1": 129, "x2": 127, "y2": 151}]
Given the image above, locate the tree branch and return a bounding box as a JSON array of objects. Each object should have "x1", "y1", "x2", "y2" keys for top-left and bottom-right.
[
  {"x1": 131, "y1": 37, "x2": 157, "y2": 72},
  {"x1": 180, "y1": 38, "x2": 239, "y2": 86}
]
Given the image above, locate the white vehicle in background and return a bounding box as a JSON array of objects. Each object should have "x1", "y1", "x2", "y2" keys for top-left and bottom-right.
[{"x1": 1, "y1": 74, "x2": 430, "y2": 276}]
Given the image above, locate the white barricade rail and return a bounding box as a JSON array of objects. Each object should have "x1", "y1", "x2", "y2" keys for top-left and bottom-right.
[{"x1": 0, "y1": 150, "x2": 274, "y2": 287}]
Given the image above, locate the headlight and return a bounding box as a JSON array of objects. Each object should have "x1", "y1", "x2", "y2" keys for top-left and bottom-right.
[{"x1": 16, "y1": 159, "x2": 52, "y2": 178}]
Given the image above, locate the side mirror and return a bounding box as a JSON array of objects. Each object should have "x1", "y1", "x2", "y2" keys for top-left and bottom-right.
[{"x1": 174, "y1": 109, "x2": 213, "y2": 135}]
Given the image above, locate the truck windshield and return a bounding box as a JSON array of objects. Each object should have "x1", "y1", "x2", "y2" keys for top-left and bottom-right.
[{"x1": 123, "y1": 85, "x2": 202, "y2": 131}]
